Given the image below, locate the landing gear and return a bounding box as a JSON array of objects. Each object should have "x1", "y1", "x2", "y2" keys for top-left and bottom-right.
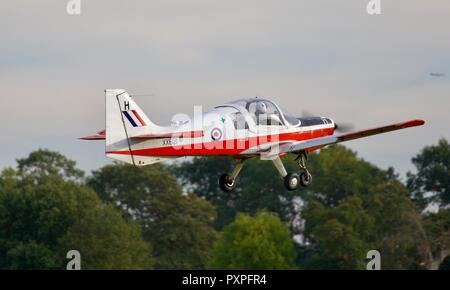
[
  {"x1": 296, "y1": 152, "x2": 312, "y2": 187},
  {"x1": 300, "y1": 171, "x2": 312, "y2": 187},
  {"x1": 219, "y1": 173, "x2": 237, "y2": 192},
  {"x1": 272, "y1": 152, "x2": 313, "y2": 191},
  {"x1": 271, "y1": 156, "x2": 299, "y2": 191},
  {"x1": 219, "y1": 159, "x2": 245, "y2": 192},
  {"x1": 284, "y1": 173, "x2": 300, "y2": 191},
  {"x1": 218, "y1": 152, "x2": 313, "y2": 192}
]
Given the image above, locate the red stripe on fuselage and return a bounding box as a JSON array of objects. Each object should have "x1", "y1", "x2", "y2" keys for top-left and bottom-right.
[{"x1": 107, "y1": 127, "x2": 334, "y2": 156}]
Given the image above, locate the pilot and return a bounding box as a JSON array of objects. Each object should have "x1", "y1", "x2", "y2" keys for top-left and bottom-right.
[
  {"x1": 255, "y1": 101, "x2": 282, "y2": 126},
  {"x1": 256, "y1": 101, "x2": 268, "y2": 115},
  {"x1": 255, "y1": 101, "x2": 272, "y2": 125}
]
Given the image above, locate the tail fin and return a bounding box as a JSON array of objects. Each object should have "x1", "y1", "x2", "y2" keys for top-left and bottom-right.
[{"x1": 105, "y1": 89, "x2": 165, "y2": 165}]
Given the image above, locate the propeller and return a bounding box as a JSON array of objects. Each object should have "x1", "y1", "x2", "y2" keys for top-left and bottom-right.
[
  {"x1": 334, "y1": 122, "x2": 355, "y2": 133},
  {"x1": 300, "y1": 110, "x2": 315, "y2": 118},
  {"x1": 299, "y1": 111, "x2": 355, "y2": 133},
  {"x1": 298, "y1": 109, "x2": 355, "y2": 133}
]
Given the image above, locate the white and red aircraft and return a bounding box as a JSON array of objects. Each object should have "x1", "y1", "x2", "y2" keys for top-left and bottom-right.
[{"x1": 81, "y1": 89, "x2": 425, "y2": 192}]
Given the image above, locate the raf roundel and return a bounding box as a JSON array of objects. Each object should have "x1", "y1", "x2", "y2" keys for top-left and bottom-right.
[{"x1": 211, "y1": 128, "x2": 222, "y2": 141}]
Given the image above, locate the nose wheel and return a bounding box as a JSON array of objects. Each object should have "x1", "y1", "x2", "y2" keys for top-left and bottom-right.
[
  {"x1": 219, "y1": 173, "x2": 237, "y2": 192},
  {"x1": 296, "y1": 152, "x2": 312, "y2": 187},
  {"x1": 219, "y1": 159, "x2": 245, "y2": 192}
]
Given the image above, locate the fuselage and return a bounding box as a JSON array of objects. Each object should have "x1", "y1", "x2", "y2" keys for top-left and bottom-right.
[{"x1": 107, "y1": 98, "x2": 336, "y2": 159}]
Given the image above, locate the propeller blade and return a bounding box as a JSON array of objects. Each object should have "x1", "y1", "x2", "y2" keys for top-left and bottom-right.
[
  {"x1": 300, "y1": 110, "x2": 315, "y2": 118},
  {"x1": 334, "y1": 122, "x2": 355, "y2": 132}
]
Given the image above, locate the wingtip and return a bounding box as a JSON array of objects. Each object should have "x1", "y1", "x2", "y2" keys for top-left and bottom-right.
[{"x1": 413, "y1": 119, "x2": 426, "y2": 126}]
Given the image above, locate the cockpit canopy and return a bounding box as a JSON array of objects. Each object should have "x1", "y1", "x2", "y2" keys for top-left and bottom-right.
[{"x1": 224, "y1": 98, "x2": 301, "y2": 127}]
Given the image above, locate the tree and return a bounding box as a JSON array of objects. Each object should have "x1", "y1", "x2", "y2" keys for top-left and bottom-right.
[
  {"x1": 209, "y1": 211, "x2": 297, "y2": 269},
  {"x1": 174, "y1": 156, "x2": 304, "y2": 229},
  {"x1": 301, "y1": 177, "x2": 428, "y2": 269},
  {"x1": 0, "y1": 150, "x2": 153, "y2": 269},
  {"x1": 87, "y1": 163, "x2": 217, "y2": 269},
  {"x1": 421, "y1": 210, "x2": 450, "y2": 269},
  {"x1": 59, "y1": 202, "x2": 153, "y2": 269},
  {"x1": 407, "y1": 138, "x2": 450, "y2": 210},
  {"x1": 439, "y1": 255, "x2": 450, "y2": 270},
  {"x1": 16, "y1": 148, "x2": 84, "y2": 182},
  {"x1": 301, "y1": 196, "x2": 374, "y2": 269},
  {"x1": 306, "y1": 145, "x2": 389, "y2": 206},
  {"x1": 365, "y1": 182, "x2": 425, "y2": 269},
  {"x1": 174, "y1": 145, "x2": 391, "y2": 231}
]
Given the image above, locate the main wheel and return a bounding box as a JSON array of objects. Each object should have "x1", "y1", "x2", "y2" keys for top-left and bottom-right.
[
  {"x1": 284, "y1": 172, "x2": 300, "y2": 191},
  {"x1": 300, "y1": 171, "x2": 312, "y2": 187},
  {"x1": 219, "y1": 173, "x2": 237, "y2": 192}
]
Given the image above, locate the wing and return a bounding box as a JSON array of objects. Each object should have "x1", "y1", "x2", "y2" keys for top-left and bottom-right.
[{"x1": 265, "y1": 119, "x2": 425, "y2": 157}]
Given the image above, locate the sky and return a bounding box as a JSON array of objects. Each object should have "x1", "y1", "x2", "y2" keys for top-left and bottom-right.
[{"x1": 0, "y1": 0, "x2": 449, "y2": 180}]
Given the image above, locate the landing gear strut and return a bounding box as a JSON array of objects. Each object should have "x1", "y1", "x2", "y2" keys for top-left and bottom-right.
[
  {"x1": 296, "y1": 152, "x2": 312, "y2": 187},
  {"x1": 219, "y1": 159, "x2": 245, "y2": 192},
  {"x1": 272, "y1": 152, "x2": 313, "y2": 191}
]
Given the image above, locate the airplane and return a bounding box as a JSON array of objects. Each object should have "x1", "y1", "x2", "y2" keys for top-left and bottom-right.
[
  {"x1": 430, "y1": 72, "x2": 445, "y2": 77},
  {"x1": 81, "y1": 89, "x2": 425, "y2": 192}
]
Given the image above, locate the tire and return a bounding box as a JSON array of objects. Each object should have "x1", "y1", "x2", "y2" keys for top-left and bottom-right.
[
  {"x1": 284, "y1": 172, "x2": 300, "y2": 191},
  {"x1": 219, "y1": 174, "x2": 236, "y2": 192},
  {"x1": 300, "y1": 171, "x2": 312, "y2": 187}
]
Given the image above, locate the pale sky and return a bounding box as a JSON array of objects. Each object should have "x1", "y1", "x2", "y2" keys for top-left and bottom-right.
[{"x1": 0, "y1": 0, "x2": 449, "y2": 179}]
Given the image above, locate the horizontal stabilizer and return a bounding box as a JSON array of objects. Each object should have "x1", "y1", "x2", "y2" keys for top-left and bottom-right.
[
  {"x1": 80, "y1": 130, "x2": 203, "y2": 140},
  {"x1": 79, "y1": 130, "x2": 106, "y2": 140},
  {"x1": 131, "y1": 130, "x2": 204, "y2": 139}
]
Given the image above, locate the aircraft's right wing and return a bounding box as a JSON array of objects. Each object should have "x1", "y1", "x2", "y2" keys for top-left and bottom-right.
[{"x1": 264, "y1": 119, "x2": 425, "y2": 158}]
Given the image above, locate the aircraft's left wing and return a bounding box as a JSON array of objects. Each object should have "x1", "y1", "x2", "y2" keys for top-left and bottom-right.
[{"x1": 265, "y1": 119, "x2": 425, "y2": 157}]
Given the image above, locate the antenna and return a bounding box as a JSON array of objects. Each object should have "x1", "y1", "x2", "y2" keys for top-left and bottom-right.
[{"x1": 129, "y1": 93, "x2": 154, "y2": 98}]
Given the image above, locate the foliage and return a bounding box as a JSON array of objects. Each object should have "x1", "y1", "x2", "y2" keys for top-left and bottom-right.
[
  {"x1": 87, "y1": 163, "x2": 217, "y2": 269},
  {"x1": 209, "y1": 211, "x2": 296, "y2": 269},
  {"x1": 301, "y1": 196, "x2": 373, "y2": 269},
  {"x1": 1, "y1": 138, "x2": 450, "y2": 270},
  {"x1": 407, "y1": 138, "x2": 450, "y2": 210},
  {"x1": 0, "y1": 150, "x2": 152, "y2": 269}
]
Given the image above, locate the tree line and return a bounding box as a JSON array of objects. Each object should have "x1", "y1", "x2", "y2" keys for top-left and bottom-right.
[{"x1": 0, "y1": 139, "x2": 448, "y2": 269}]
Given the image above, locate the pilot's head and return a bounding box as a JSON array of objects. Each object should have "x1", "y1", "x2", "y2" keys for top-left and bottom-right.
[{"x1": 256, "y1": 101, "x2": 268, "y2": 114}]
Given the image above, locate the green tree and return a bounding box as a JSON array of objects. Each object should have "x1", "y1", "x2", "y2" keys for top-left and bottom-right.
[
  {"x1": 301, "y1": 196, "x2": 374, "y2": 269},
  {"x1": 0, "y1": 150, "x2": 152, "y2": 269},
  {"x1": 174, "y1": 156, "x2": 304, "y2": 229},
  {"x1": 421, "y1": 210, "x2": 450, "y2": 269},
  {"x1": 365, "y1": 182, "x2": 425, "y2": 269},
  {"x1": 174, "y1": 145, "x2": 391, "y2": 230},
  {"x1": 301, "y1": 171, "x2": 426, "y2": 269},
  {"x1": 306, "y1": 145, "x2": 389, "y2": 206},
  {"x1": 16, "y1": 148, "x2": 84, "y2": 181},
  {"x1": 209, "y1": 211, "x2": 296, "y2": 269},
  {"x1": 407, "y1": 138, "x2": 450, "y2": 210},
  {"x1": 87, "y1": 163, "x2": 217, "y2": 269}
]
